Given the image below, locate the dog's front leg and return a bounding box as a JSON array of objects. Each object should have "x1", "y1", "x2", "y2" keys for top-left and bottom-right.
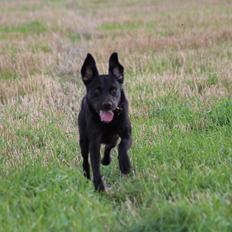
[
  {"x1": 118, "y1": 129, "x2": 132, "y2": 175},
  {"x1": 89, "y1": 139, "x2": 105, "y2": 191}
]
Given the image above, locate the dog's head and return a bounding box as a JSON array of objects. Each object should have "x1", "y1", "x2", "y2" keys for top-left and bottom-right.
[{"x1": 81, "y1": 52, "x2": 124, "y2": 123}]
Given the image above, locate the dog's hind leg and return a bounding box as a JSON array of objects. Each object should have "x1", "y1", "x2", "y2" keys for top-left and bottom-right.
[
  {"x1": 102, "y1": 136, "x2": 118, "y2": 166},
  {"x1": 101, "y1": 144, "x2": 114, "y2": 166},
  {"x1": 80, "y1": 138, "x2": 90, "y2": 179}
]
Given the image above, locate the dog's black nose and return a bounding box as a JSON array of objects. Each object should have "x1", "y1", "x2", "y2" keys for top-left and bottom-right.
[{"x1": 102, "y1": 102, "x2": 112, "y2": 110}]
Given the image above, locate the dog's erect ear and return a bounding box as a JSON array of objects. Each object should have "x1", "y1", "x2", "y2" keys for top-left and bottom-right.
[
  {"x1": 81, "y1": 53, "x2": 99, "y2": 85},
  {"x1": 109, "y1": 52, "x2": 124, "y2": 83}
]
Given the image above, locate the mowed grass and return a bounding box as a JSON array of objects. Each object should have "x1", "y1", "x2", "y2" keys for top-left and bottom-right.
[{"x1": 0, "y1": 0, "x2": 232, "y2": 231}]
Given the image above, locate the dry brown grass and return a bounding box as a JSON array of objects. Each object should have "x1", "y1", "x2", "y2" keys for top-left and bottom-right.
[{"x1": 1, "y1": 0, "x2": 232, "y2": 135}]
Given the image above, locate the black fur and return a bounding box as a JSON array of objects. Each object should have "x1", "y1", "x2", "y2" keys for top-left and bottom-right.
[{"x1": 78, "y1": 53, "x2": 132, "y2": 191}]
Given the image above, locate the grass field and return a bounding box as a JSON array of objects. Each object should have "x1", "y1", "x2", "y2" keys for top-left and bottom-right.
[{"x1": 1, "y1": 0, "x2": 232, "y2": 231}]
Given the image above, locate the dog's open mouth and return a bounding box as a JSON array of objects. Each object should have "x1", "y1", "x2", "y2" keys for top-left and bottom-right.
[{"x1": 100, "y1": 110, "x2": 114, "y2": 123}]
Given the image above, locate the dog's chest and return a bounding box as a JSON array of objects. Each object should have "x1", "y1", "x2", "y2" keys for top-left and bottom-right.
[{"x1": 100, "y1": 126, "x2": 118, "y2": 144}]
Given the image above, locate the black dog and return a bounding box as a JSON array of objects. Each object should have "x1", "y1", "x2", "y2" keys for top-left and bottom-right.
[{"x1": 78, "y1": 52, "x2": 132, "y2": 191}]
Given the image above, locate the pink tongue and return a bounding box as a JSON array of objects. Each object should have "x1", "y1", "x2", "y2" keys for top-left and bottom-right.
[{"x1": 100, "y1": 110, "x2": 114, "y2": 123}]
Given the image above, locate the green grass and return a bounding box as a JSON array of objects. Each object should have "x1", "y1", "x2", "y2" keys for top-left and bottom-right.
[
  {"x1": 67, "y1": 31, "x2": 81, "y2": 43},
  {"x1": 1, "y1": 98, "x2": 232, "y2": 231},
  {"x1": 31, "y1": 42, "x2": 52, "y2": 53},
  {"x1": 0, "y1": 20, "x2": 47, "y2": 35},
  {"x1": 0, "y1": 70, "x2": 18, "y2": 81},
  {"x1": 99, "y1": 21, "x2": 155, "y2": 32}
]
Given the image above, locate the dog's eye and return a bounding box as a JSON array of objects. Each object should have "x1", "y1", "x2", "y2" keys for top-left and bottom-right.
[
  {"x1": 110, "y1": 87, "x2": 117, "y2": 96},
  {"x1": 94, "y1": 87, "x2": 102, "y2": 96}
]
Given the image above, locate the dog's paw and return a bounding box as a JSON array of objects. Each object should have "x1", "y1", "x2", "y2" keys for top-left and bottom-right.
[
  {"x1": 120, "y1": 164, "x2": 131, "y2": 175},
  {"x1": 118, "y1": 154, "x2": 131, "y2": 175},
  {"x1": 94, "y1": 179, "x2": 106, "y2": 192},
  {"x1": 119, "y1": 160, "x2": 131, "y2": 175},
  {"x1": 96, "y1": 184, "x2": 106, "y2": 192},
  {"x1": 83, "y1": 170, "x2": 91, "y2": 180},
  {"x1": 101, "y1": 156, "x2": 111, "y2": 166}
]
